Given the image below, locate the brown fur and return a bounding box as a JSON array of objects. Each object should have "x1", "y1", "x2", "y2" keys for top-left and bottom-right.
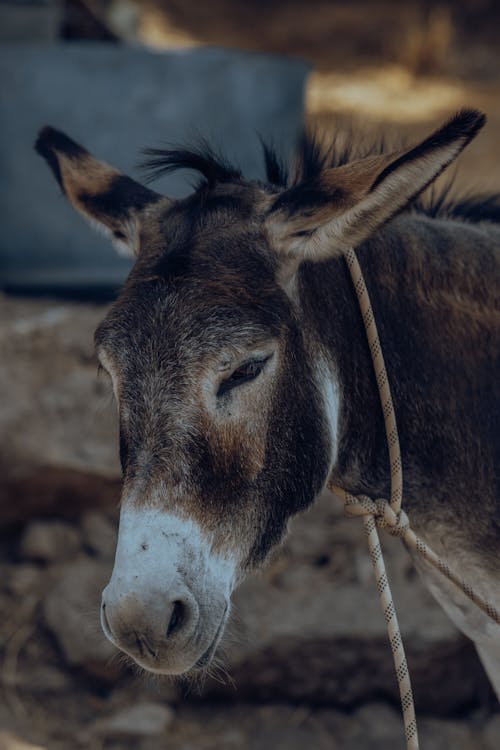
[{"x1": 35, "y1": 111, "x2": 500, "y2": 683}]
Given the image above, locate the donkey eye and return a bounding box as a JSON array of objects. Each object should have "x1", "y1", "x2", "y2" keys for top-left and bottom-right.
[{"x1": 217, "y1": 357, "x2": 270, "y2": 397}]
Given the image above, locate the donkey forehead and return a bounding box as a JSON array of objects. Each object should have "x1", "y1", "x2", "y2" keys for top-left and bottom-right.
[
  {"x1": 148, "y1": 180, "x2": 270, "y2": 247},
  {"x1": 96, "y1": 289, "x2": 282, "y2": 364},
  {"x1": 94, "y1": 185, "x2": 293, "y2": 378},
  {"x1": 139, "y1": 184, "x2": 277, "y2": 283},
  {"x1": 96, "y1": 248, "x2": 288, "y2": 367}
]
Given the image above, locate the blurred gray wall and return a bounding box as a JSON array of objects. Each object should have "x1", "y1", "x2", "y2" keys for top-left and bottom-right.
[{"x1": 0, "y1": 43, "x2": 308, "y2": 295}]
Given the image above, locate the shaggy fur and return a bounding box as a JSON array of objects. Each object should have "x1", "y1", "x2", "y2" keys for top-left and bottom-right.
[{"x1": 35, "y1": 111, "x2": 500, "y2": 689}]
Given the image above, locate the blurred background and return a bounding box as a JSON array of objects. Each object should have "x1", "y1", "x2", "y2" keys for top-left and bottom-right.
[{"x1": 1, "y1": 1, "x2": 499, "y2": 748}]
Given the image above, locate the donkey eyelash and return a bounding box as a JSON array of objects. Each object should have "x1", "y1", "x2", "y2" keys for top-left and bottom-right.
[{"x1": 217, "y1": 355, "x2": 272, "y2": 397}]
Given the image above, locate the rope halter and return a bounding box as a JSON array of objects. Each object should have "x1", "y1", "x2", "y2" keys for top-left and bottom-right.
[
  {"x1": 331, "y1": 245, "x2": 500, "y2": 750},
  {"x1": 344, "y1": 495, "x2": 410, "y2": 537}
]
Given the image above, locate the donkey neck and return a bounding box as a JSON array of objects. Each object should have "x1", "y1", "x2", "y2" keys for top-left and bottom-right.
[
  {"x1": 299, "y1": 238, "x2": 385, "y2": 497},
  {"x1": 298, "y1": 212, "x2": 500, "y2": 501}
]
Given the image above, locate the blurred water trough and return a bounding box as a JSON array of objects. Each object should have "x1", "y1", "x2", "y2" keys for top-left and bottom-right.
[{"x1": 0, "y1": 43, "x2": 308, "y2": 298}]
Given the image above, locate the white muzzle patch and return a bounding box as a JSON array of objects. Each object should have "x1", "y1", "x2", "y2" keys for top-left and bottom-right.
[{"x1": 101, "y1": 504, "x2": 237, "y2": 674}]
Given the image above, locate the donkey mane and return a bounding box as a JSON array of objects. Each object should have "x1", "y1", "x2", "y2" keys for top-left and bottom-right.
[
  {"x1": 141, "y1": 126, "x2": 500, "y2": 226},
  {"x1": 141, "y1": 139, "x2": 242, "y2": 188}
]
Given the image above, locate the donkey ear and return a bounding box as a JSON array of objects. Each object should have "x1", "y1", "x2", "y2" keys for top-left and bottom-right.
[
  {"x1": 267, "y1": 109, "x2": 486, "y2": 271},
  {"x1": 35, "y1": 127, "x2": 165, "y2": 257}
]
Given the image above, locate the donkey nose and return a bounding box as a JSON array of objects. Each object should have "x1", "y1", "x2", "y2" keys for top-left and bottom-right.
[{"x1": 101, "y1": 588, "x2": 199, "y2": 662}]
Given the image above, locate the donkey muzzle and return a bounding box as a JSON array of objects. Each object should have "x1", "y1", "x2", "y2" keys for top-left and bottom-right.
[{"x1": 100, "y1": 505, "x2": 234, "y2": 674}]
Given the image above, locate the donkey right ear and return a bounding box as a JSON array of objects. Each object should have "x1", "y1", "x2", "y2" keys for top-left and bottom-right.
[{"x1": 35, "y1": 127, "x2": 165, "y2": 257}]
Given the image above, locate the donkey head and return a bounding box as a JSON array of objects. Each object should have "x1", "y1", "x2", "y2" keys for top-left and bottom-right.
[{"x1": 36, "y1": 109, "x2": 484, "y2": 675}]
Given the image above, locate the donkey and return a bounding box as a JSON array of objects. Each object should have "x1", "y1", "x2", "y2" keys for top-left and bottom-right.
[{"x1": 35, "y1": 109, "x2": 500, "y2": 695}]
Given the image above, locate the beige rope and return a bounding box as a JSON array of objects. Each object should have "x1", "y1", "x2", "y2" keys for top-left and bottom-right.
[{"x1": 329, "y1": 246, "x2": 500, "y2": 750}]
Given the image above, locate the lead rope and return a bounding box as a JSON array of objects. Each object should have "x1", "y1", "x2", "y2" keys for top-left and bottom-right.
[{"x1": 328, "y1": 246, "x2": 500, "y2": 750}]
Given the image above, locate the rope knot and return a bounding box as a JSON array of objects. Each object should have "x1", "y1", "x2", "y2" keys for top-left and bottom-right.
[
  {"x1": 343, "y1": 494, "x2": 410, "y2": 537},
  {"x1": 374, "y1": 499, "x2": 410, "y2": 537}
]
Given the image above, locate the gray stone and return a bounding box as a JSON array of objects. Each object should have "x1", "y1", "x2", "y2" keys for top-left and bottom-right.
[
  {"x1": 95, "y1": 702, "x2": 174, "y2": 737},
  {"x1": 0, "y1": 43, "x2": 308, "y2": 293},
  {"x1": 81, "y1": 511, "x2": 118, "y2": 559},
  {"x1": 483, "y1": 714, "x2": 500, "y2": 750},
  {"x1": 210, "y1": 491, "x2": 490, "y2": 711},
  {"x1": 20, "y1": 520, "x2": 81, "y2": 562},
  {"x1": 0, "y1": 295, "x2": 120, "y2": 526},
  {"x1": 161, "y1": 702, "x2": 489, "y2": 750},
  {"x1": 2, "y1": 663, "x2": 70, "y2": 693},
  {"x1": 0, "y1": 731, "x2": 45, "y2": 750},
  {"x1": 43, "y1": 557, "x2": 118, "y2": 678},
  {"x1": 419, "y1": 717, "x2": 482, "y2": 750},
  {"x1": 5, "y1": 564, "x2": 43, "y2": 597}
]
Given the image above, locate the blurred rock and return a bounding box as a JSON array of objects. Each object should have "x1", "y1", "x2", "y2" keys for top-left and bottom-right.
[
  {"x1": 43, "y1": 557, "x2": 118, "y2": 679},
  {"x1": 419, "y1": 717, "x2": 484, "y2": 750},
  {"x1": 81, "y1": 511, "x2": 118, "y2": 559},
  {"x1": 0, "y1": 296, "x2": 121, "y2": 528},
  {"x1": 0, "y1": 732, "x2": 45, "y2": 750},
  {"x1": 483, "y1": 714, "x2": 500, "y2": 750},
  {"x1": 20, "y1": 520, "x2": 81, "y2": 563},
  {"x1": 159, "y1": 701, "x2": 489, "y2": 750},
  {"x1": 209, "y1": 492, "x2": 491, "y2": 712},
  {"x1": 6, "y1": 564, "x2": 43, "y2": 597},
  {"x1": 105, "y1": 679, "x2": 179, "y2": 714},
  {"x1": 94, "y1": 702, "x2": 174, "y2": 737},
  {"x1": 3, "y1": 663, "x2": 70, "y2": 694}
]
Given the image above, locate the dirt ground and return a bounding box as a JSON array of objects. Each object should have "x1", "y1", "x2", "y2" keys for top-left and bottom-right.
[{"x1": 1, "y1": 1, "x2": 500, "y2": 749}]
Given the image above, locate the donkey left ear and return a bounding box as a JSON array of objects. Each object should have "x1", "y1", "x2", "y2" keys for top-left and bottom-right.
[
  {"x1": 267, "y1": 109, "x2": 486, "y2": 273},
  {"x1": 35, "y1": 127, "x2": 165, "y2": 257}
]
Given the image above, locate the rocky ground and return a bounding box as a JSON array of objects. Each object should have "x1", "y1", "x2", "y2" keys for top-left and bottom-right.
[
  {"x1": 3, "y1": 2, "x2": 500, "y2": 748},
  {"x1": 0, "y1": 295, "x2": 499, "y2": 748}
]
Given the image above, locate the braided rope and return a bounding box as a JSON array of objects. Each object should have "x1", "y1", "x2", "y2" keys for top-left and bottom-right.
[{"x1": 329, "y1": 246, "x2": 500, "y2": 750}]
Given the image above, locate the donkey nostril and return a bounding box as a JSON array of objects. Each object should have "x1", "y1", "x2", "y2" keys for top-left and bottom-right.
[
  {"x1": 101, "y1": 601, "x2": 114, "y2": 639},
  {"x1": 166, "y1": 600, "x2": 184, "y2": 638}
]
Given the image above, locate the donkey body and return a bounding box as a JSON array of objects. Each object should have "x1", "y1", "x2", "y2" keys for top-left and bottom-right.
[{"x1": 36, "y1": 110, "x2": 500, "y2": 693}]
